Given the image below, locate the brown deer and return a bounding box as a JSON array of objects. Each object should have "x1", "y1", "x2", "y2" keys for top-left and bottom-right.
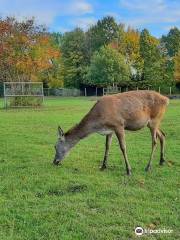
[{"x1": 53, "y1": 90, "x2": 169, "y2": 175}]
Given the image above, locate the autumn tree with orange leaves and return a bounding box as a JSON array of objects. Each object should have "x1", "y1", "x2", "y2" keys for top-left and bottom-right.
[{"x1": 0, "y1": 17, "x2": 62, "y2": 86}]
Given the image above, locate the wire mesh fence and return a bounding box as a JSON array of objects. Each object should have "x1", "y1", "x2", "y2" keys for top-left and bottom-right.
[
  {"x1": 43, "y1": 88, "x2": 82, "y2": 97},
  {"x1": 102, "y1": 85, "x2": 180, "y2": 96},
  {"x1": 4, "y1": 82, "x2": 44, "y2": 108},
  {"x1": 82, "y1": 85, "x2": 180, "y2": 97},
  {"x1": 1, "y1": 83, "x2": 180, "y2": 102}
]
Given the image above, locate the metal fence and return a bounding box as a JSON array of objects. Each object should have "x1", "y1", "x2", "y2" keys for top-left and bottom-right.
[
  {"x1": 83, "y1": 86, "x2": 180, "y2": 97},
  {"x1": 4, "y1": 82, "x2": 44, "y2": 108},
  {"x1": 44, "y1": 88, "x2": 82, "y2": 96},
  {"x1": 1, "y1": 83, "x2": 180, "y2": 98},
  {"x1": 102, "y1": 86, "x2": 180, "y2": 96}
]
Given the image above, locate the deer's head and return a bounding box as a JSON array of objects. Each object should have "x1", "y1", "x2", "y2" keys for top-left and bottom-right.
[{"x1": 53, "y1": 126, "x2": 69, "y2": 165}]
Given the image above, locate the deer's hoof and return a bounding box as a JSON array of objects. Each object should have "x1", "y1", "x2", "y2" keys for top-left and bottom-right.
[
  {"x1": 99, "y1": 165, "x2": 107, "y2": 171},
  {"x1": 159, "y1": 159, "x2": 166, "y2": 166},
  {"x1": 145, "y1": 165, "x2": 151, "y2": 172}
]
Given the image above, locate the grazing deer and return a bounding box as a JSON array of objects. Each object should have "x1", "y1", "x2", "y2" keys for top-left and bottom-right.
[{"x1": 53, "y1": 90, "x2": 169, "y2": 175}]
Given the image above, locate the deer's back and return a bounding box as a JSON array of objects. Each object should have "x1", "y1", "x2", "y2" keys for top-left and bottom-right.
[{"x1": 91, "y1": 91, "x2": 169, "y2": 130}]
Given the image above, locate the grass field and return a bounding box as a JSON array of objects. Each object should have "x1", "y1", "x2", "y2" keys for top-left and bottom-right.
[{"x1": 0, "y1": 97, "x2": 179, "y2": 240}]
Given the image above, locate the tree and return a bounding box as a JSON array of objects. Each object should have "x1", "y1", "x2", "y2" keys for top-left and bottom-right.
[
  {"x1": 140, "y1": 29, "x2": 164, "y2": 87},
  {"x1": 61, "y1": 28, "x2": 87, "y2": 88},
  {"x1": 0, "y1": 17, "x2": 61, "y2": 85},
  {"x1": 86, "y1": 16, "x2": 119, "y2": 59},
  {"x1": 174, "y1": 50, "x2": 180, "y2": 83},
  {"x1": 161, "y1": 27, "x2": 180, "y2": 86},
  {"x1": 41, "y1": 34, "x2": 64, "y2": 88},
  {"x1": 51, "y1": 32, "x2": 63, "y2": 48},
  {"x1": 161, "y1": 27, "x2": 180, "y2": 57},
  {"x1": 85, "y1": 45, "x2": 130, "y2": 87},
  {"x1": 116, "y1": 26, "x2": 143, "y2": 82}
]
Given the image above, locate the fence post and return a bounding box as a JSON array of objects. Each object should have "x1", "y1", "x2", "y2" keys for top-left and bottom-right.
[
  {"x1": 126, "y1": 87, "x2": 128, "y2": 92},
  {"x1": 136, "y1": 86, "x2": 138, "y2": 91},
  {"x1": 22, "y1": 83, "x2": 24, "y2": 95},
  {"x1": 95, "y1": 87, "x2": 97, "y2": 96},
  {"x1": 85, "y1": 88, "x2": 87, "y2": 97},
  {"x1": 3, "y1": 83, "x2": 6, "y2": 108},
  {"x1": 41, "y1": 83, "x2": 44, "y2": 104},
  {"x1": 169, "y1": 87, "x2": 172, "y2": 95},
  {"x1": 159, "y1": 87, "x2": 161, "y2": 93}
]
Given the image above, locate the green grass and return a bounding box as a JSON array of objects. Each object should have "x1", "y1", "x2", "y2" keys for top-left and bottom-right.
[{"x1": 0, "y1": 97, "x2": 179, "y2": 240}]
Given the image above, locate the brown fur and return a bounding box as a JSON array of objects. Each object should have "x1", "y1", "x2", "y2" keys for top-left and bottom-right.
[
  {"x1": 60, "y1": 91, "x2": 169, "y2": 175},
  {"x1": 66, "y1": 91, "x2": 168, "y2": 137}
]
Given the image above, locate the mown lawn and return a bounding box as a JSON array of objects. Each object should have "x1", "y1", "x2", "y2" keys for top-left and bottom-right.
[{"x1": 0, "y1": 97, "x2": 179, "y2": 240}]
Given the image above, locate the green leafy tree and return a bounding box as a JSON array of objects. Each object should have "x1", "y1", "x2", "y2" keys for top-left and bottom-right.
[
  {"x1": 116, "y1": 26, "x2": 143, "y2": 83},
  {"x1": 161, "y1": 27, "x2": 180, "y2": 57},
  {"x1": 161, "y1": 27, "x2": 180, "y2": 86},
  {"x1": 174, "y1": 50, "x2": 180, "y2": 84},
  {"x1": 51, "y1": 32, "x2": 63, "y2": 48},
  {"x1": 41, "y1": 57, "x2": 64, "y2": 88},
  {"x1": 61, "y1": 28, "x2": 87, "y2": 88},
  {"x1": 86, "y1": 16, "x2": 119, "y2": 60},
  {"x1": 85, "y1": 46, "x2": 130, "y2": 87},
  {"x1": 140, "y1": 29, "x2": 164, "y2": 87}
]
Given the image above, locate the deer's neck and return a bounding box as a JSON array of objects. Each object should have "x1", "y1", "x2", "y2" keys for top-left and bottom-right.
[{"x1": 65, "y1": 116, "x2": 95, "y2": 148}]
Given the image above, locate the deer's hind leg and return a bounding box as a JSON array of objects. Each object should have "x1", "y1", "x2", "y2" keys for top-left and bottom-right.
[
  {"x1": 146, "y1": 108, "x2": 167, "y2": 171},
  {"x1": 145, "y1": 124, "x2": 158, "y2": 172},
  {"x1": 100, "y1": 133, "x2": 113, "y2": 170},
  {"x1": 157, "y1": 129, "x2": 166, "y2": 165}
]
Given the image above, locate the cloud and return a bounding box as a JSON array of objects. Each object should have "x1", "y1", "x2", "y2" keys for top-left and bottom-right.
[
  {"x1": 0, "y1": 0, "x2": 93, "y2": 26},
  {"x1": 1, "y1": 0, "x2": 179, "y2": 36},
  {"x1": 68, "y1": 0, "x2": 93, "y2": 15},
  {"x1": 120, "y1": 0, "x2": 166, "y2": 12},
  {"x1": 104, "y1": 12, "x2": 120, "y2": 19},
  {"x1": 119, "y1": 0, "x2": 180, "y2": 29},
  {"x1": 163, "y1": 24, "x2": 180, "y2": 31},
  {"x1": 58, "y1": 26, "x2": 71, "y2": 33},
  {"x1": 71, "y1": 17, "x2": 96, "y2": 30}
]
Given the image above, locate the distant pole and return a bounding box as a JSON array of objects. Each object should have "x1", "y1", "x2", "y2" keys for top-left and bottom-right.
[
  {"x1": 103, "y1": 88, "x2": 104, "y2": 96},
  {"x1": 126, "y1": 87, "x2": 128, "y2": 92},
  {"x1": 159, "y1": 86, "x2": 161, "y2": 93},
  {"x1": 42, "y1": 83, "x2": 44, "y2": 104},
  {"x1": 22, "y1": 82, "x2": 24, "y2": 95},
  {"x1": 95, "y1": 87, "x2": 97, "y2": 96},
  {"x1": 148, "y1": 87, "x2": 150, "y2": 91},
  {"x1": 170, "y1": 87, "x2": 172, "y2": 95},
  {"x1": 136, "y1": 86, "x2": 138, "y2": 91},
  {"x1": 85, "y1": 87, "x2": 87, "y2": 97},
  {"x1": 3, "y1": 83, "x2": 6, "y2": 108}
]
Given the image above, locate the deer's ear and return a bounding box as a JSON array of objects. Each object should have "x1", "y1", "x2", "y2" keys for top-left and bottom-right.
[{"x1": 58, "y1": 126, "x2": 64, "y2": 140}]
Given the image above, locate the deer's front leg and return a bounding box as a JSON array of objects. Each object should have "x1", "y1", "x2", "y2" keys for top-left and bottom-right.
[
  {"x1": 115, "y1": 127, "x2": 131, "y2": 176},
  {"x1": 100, "y1": 133, "x2": 113, "y2": 170}
]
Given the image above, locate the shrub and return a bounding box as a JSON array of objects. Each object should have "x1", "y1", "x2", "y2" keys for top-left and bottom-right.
[{"x1": 9, "y1": 96, "x2": 42, "y2": 107}]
